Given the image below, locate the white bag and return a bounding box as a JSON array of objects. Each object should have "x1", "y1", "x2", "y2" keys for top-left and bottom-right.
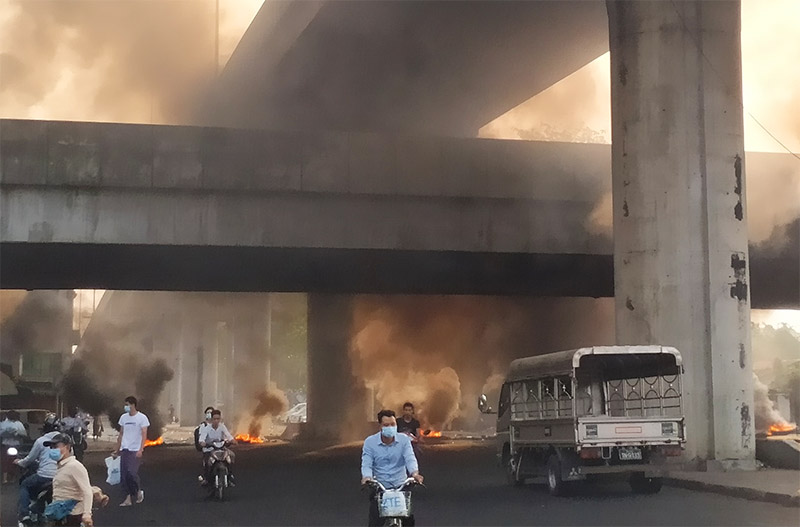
[{"x1": 105, "y1": 456, "x2": 121, "y2": 486}]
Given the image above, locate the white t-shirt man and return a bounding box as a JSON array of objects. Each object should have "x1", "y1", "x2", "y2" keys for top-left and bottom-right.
[
  {"x1": 118, "y1": 412, "x2": 150, "y2": 452},
  {"x1": 199, "y1": 423, "x2": 234, "y2": 453}
]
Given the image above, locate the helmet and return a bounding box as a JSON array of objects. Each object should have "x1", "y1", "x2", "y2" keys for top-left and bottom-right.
[{"x1": 42, "y1": 413, "x2": 59, "y2": 434}]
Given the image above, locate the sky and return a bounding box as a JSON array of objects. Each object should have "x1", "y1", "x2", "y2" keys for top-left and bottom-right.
[{"x1": 480, "y1": 0, "x2": 800, "y2": 155}]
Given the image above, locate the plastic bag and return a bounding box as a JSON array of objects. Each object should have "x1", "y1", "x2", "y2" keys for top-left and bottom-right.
[{"x1": 105, "y1": 455, "x2": 121, "y2": 486}]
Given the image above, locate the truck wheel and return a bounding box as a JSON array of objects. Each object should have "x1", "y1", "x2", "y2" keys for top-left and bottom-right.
[
  {"x1": 629, "y1": 473, "x2": 663, "y2": 494},
  {"x1": 505, "y1": 453, "x2": 524, "y2": 487},
  {"x1": 546, "y1": 455, "x2": 568, "y2": 496}
]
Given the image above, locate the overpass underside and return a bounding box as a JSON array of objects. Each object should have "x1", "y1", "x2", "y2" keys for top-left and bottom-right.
[{"x1": 0, "y1": 243, "x2": 613, "y2": 298}]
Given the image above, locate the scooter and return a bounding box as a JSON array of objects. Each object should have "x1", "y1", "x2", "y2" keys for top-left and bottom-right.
[
  {"x1": 205, "y1": 441, "x2": 234, "y2": 501},
  {"x1": 364, "y1": 477, "x2": 423, "y2": 527}
]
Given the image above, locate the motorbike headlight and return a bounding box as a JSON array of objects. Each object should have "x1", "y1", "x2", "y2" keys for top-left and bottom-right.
[{"x1": 7, "y1": 447, "x2": 18, "y2": 456}]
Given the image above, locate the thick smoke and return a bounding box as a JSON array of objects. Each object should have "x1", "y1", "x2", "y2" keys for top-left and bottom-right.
[
  {"x1": 0, "y1": 291, "x2": 73, "y2": 369},
  {"x1": 350, "y1": 295, "x2": 613, "y2": 431},
  {"x1": 241, "y1": 383, "x2": 289, "y2": 437},
  {"x1": 753, "y1": 373, "x2": 794, "y2": 433},
  {"x1": 582, "y1": 153, "x2": 800, "y2": 249},
  {"x1": 62, "y1": 293, "x2": 175, "y2": 439},
  {"x1": 0, "y1": 0, "x2": 260, "y2": 124}
]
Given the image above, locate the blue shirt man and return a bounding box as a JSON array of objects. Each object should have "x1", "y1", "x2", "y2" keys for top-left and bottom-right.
[
  {"x1": 360, "y1": 409, "x2": 424, "y2": 527},
  {"x1": 361, "y1": 430, "x2": 418, "y2": 488},
  {"x1": 15, "y1": 426, "x2": 59, "y2": 522}
]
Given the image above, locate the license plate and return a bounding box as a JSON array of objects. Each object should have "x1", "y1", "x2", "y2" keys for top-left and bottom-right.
[
  {"x1": 618, "y1": 447, "x2": 642, "y2": 461},
  {"x1": 380, "y1": 490, "x2": 408, "y2": 517}
]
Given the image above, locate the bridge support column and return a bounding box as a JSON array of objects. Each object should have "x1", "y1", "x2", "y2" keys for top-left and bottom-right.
[
  {"x1": 306, "y1": 294, "x2": 365, "y2": 441},
  {"x1": 608, "y1": 0, "x2": 754, "y2": 468}
]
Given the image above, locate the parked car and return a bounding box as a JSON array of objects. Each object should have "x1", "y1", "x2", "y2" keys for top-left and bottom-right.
[{"x1": 285, "y1": 403, "x2": 307, "y2": 424}]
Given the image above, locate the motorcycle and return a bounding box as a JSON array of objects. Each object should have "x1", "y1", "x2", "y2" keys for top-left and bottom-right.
[
  {"x1": 364, "y1": 477, "x2": 423, "y2": 527},
  {"x1": 17, "y1": 455, "x2": 53, "y2": 525},
  {"x1": 205, "y1": 441, "x2": 234, "y2": 501}
]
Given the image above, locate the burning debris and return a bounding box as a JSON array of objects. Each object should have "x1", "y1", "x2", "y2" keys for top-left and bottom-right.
[
  {"x1": 238, "y1": 383, "x2": 289, "y2": 439},
  {"x1": 144, "y1": 437, "x2": 164, "y2": 448},
  {"x1": 753, "y1": 373, "x2": 797, "y2": 436},
  {"x1": 234, "y1": 434, "x2": 264, "y2": 444}
]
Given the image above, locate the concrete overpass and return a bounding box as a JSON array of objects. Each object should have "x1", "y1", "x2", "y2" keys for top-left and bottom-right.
[
  {"x1": 210, "y1": 0, "x2": 609, "y2": 135},
  {"x1": 1, "y1": 119, "x2": 796, "y2": 308}
]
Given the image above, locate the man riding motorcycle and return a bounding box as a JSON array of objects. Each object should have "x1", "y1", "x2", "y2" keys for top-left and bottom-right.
[
  {"x1": 14, "y1": 413, "x2": 60, "y2": 525},
  {"x1": 361, "y1": 410, "x2": 424, "y2": 527},
  {"x1": 198, "y1": 410, "x2": 235, "y2": 486}
]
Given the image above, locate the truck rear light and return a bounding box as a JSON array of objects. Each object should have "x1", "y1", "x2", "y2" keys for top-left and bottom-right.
[
  {"x1": 585, "y1": 424, "x2": 598, "y2": 437},
  {"x1": 659, "y1": 445, "x2": 682, "y2": 457},
  {"x1": 580, "y1": 447, "x2": 601, "y2": 459}
]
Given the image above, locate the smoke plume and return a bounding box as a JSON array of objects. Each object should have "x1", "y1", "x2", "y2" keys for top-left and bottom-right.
[
  {"x1": 61, "y1": 291, "x2": 175, "y2": 439},
  {"x1": 0, "y1": 291, "x2": 73, "y2": 370},
  {"x1": 350, "y1": 295, "x2": 613, "y2": 431},
  {"x1": 753, "y1": 373, "x2": 794, "y2": 433},
  {"x1": 0, "y1": 0, "x2": 262, "y2": 125},
  {"x1": 241, "y1": 383, "x2": 289, "y2": 437}
]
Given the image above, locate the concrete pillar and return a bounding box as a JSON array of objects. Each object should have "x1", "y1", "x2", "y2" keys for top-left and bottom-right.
[
  {"x1": 265, "y1": 294, "x2": 272, "y2": 388},
  {"x1": 608, "y1": 0, "x2": 754, "y2": 468},
  {"x1": 307, "y1": 294, "x2": 365, "y2": 440},
  {"x1": 176, "y1": 318, "x2": 204, "y2": 426},
  {"x1": 175, "y1": 316, "x2": 184, "y2": 424}
]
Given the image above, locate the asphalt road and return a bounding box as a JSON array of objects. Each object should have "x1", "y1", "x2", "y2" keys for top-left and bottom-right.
[{"x1": 2, "y1": 441, "x2": 797, "y2": 526}]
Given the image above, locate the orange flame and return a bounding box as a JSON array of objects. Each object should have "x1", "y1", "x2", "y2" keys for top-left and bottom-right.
[
  {"x1": 423, "y1": 430, "x2": 442, "y2": 438},
  {"x1": 766, "y1": 422, "x2": 797, "y2": 436},
  {"x1": 235, "y1": 433, "x2": 264, "y2": 444},
  {"x1": 144, "y1": 437, "x2": 164, "y2": 447}
]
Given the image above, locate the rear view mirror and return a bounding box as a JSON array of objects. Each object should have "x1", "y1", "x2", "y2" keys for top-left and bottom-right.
[{"x1": 478, "y1": 394, "x2": 495, "y2": 414}]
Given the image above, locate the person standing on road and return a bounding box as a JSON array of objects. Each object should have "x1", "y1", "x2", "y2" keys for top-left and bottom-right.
[
  {"x1": 361, "y1": 409, "x2": 424, "y2": 527},
  {"x1": 14, "y1": 414, "x2": 60, "y2": 524},
  {"x1": 92, "y1": 415, "x2": 104, "y2": 441},
  {"x1": 45, "y1": 433, "x2": 94, "y2": 527},
  {"x1": 112, "y1": 396, "x2": 149, "y2": 507}
]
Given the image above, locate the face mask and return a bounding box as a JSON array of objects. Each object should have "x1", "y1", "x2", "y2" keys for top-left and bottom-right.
[
  {"x1": 48, "y1": 448, "x2": 62, "y2": 461},
  {"x1": 124, "y1": 405, "x2": 131, "y2": 413},
  {"x1": 205, "y1": 412, "x2": 212, "y2": 420},
  {"x1": 381, "y1": 426, "x2": 397, "y2": 439}
]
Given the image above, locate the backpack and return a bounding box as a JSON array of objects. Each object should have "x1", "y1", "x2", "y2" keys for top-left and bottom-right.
[{"x1": 194, "y1": 424, "x2": 203, "y2": 452}]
